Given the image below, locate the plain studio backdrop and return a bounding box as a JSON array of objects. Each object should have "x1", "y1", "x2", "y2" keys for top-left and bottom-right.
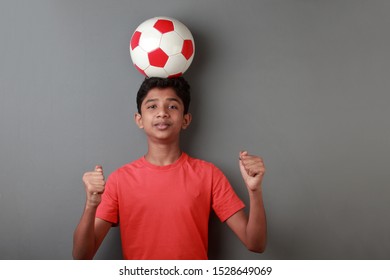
[{"x1": 0, "y1": 0, "x2": 389, "y2": 260}]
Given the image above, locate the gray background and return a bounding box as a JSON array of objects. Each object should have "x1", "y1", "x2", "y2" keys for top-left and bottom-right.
[{"x1": 1, "y1": 0, "x2": 389, "y2": 260}]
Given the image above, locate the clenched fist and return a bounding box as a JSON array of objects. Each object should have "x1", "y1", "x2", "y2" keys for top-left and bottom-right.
[
  {"x1": 82, "y1": 165, "x2": 105, "y2": 207},
  {"x1": 239, "y1": 151, "x2": 265, "y2": 191}
]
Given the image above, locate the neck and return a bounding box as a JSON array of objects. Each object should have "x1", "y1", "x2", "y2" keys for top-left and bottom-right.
[{"x1": 144, "y1": 142, "x2": 182, "y2": 166}]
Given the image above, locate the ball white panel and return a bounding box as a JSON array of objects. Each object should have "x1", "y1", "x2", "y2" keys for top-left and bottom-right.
[
  {"x1": 165, "y1": 54, "x2": 188, "y2": 74},
  {"x1": 130, "y1": 47, "x2": 150, "y2": 70},
  {"x1": 138, "y1": 28, "x2": 162, "y2": 52},
  {"x1": 144, "y1": 66, "x2": 169, "y2": 78},
  {"x1": 160, "y1": 32, "x2": 184, "y2": 55}
]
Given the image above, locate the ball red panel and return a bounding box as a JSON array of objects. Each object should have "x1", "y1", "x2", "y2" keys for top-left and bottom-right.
[
  {"x1": 181, "y1": 40, "x2": 194, "y2": 60},
  {"x1": 130, "y1": 31, "x2": 142, "y2": 50},
  {"x1": 168, "y1": 72, "x2": 183, "y2": 79},
  {"x1": 148, "y1": 48, "x2": 169, "y2": 67},
  {"x1": 153, "y1": 19, "x2": 174, "y2": 34}
]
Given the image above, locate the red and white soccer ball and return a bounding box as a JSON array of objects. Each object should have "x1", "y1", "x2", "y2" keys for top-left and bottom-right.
[{"x1": 129, "y1": 17, "x2": 195, "y2": 78}]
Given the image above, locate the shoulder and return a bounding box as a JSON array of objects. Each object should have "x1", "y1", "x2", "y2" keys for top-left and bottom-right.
[
  {"x1": 185, "y1": 153, "x2": 215, "y2": 168},
  {"x1": 184, "y1": 154, "x2": 224, "y2": 175},
  {"x1": 108, "y1": 157, "x2": 144, "y2": 178}
]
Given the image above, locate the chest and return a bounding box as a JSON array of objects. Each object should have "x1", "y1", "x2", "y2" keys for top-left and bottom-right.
[{"x1": 117, "y1": 169, "x2": 212, "y2": 219}]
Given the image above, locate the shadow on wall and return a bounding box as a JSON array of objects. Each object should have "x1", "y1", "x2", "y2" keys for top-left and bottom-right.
[{"x1": 94, "y1": 227, "x2": 123, "y2": 259}]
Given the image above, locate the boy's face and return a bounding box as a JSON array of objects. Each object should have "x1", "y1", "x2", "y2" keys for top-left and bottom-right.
[{"x1": 134, "y1": 87, "x2": 192, "y2": 143}]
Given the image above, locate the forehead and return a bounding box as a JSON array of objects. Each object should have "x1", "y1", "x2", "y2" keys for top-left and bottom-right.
[{"x1": 142, "y1": 88, "x2": 182, "y2": 104}]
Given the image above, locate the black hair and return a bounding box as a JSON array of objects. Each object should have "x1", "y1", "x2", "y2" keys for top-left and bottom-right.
[{"x1": 136, "y1": 77, "x2": 191, "y2": 114}]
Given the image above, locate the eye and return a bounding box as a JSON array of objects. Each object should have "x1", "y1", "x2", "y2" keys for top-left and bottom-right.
[
  {"x1": 147, "y1": 104, "x2": 157, "y2": 109},
  {"x1": 168, "y1": 105, "x2": 178, "y2": 110}
]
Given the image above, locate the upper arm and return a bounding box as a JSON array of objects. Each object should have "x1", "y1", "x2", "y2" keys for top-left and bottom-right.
[
  {"x1": 94, "y1": 217, "x2": 112, "y2": 252},
  {"x1": 225, "y1": 209, "x2": 248, "y2": 245},
  {"x1": 225, "y1": 206, "x2": 267, "y2": 253}
]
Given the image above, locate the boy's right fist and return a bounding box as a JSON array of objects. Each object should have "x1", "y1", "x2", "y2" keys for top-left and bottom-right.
[{"x1": 82, "y1": 165, "x2": 105, "y2": 207}]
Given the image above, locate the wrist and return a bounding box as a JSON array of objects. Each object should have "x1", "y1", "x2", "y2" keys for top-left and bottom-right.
[
  {"x1": 248, "y1": 184, "x2": 263, "y2": 195},
  {"x1": 85, "y1": 200, "x2": 100, "y2": 211}
]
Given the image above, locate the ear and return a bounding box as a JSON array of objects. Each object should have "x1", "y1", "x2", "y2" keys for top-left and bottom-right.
[
  {"x1": 134, "y1": 113, "x2": 144, "y2": 129},
  {"x1": 182, "y1": 113, "x2": 192, "y2": 130}
]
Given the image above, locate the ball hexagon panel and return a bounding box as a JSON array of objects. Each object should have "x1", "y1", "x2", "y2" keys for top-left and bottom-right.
[
  {"x1": 165, "y1": 54, "x2": 188, "y2": 74},
  {"x1": 160, "y1": 32, "x2": 184, "y2": 55},
  {"x1": 173, "y1": 21, "x2": 193, "y2": 40},
  {"x1": 138, "y1": 28, "x2": 162, "y2": 52},
  {"x1": 130, "y1": 47, "x2": 150, "y2": 70},
  {"x1": 144, "y1": 66, "x2": 169, "y2": 78}
]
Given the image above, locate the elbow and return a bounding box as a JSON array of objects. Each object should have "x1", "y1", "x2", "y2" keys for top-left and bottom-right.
[
  {"x1": 247, "y1": 229, "x2": 267, "y2": 253},
  {"x1": 72, "y1": 234, "x2": 96, "y2": 260},
  {"x1": 248, "y1": 244, "x2": 266, "y2": 254},
  {"x1": 72, "y1": 250, "x2": 81, "y2": 260},
  {"x1": 72, "y1": 253, "x2": 81, "y2": 260},
  {"x1": 72, "y1": 249, "x2": 83, "y2": 260},
  {"x1": 246, "y1": 238, "x2": 267, "y2": 253}
]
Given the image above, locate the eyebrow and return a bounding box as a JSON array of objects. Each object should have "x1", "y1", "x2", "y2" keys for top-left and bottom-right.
[
  {"x1": 144, "y1": 97, "x2": 181, "y2": 104},
  {"x1": 144, "y1": 98, "x2": 158, "y2": 104}
]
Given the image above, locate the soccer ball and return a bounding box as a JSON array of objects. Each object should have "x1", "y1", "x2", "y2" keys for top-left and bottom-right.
[{"x1": 129, "y1": 17, "x2": 195, "y2": 78}]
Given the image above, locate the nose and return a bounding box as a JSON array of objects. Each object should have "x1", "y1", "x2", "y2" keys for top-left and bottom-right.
[{"x1": 157, "y1": 107, "x2": 169, "y2": 118}]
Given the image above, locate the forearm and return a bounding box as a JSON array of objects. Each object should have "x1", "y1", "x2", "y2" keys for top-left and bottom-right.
[
  {"x1": 72, "y1": 205, "x2": 98, "y2": 259},
  {"x1": 245, "y1": 187, "x2": 267, "y2": 252}
]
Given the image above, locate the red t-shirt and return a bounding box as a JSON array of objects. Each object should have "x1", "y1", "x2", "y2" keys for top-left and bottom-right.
[{"x1": 96, "y1": 153, "x2": 245, "y2": 259}]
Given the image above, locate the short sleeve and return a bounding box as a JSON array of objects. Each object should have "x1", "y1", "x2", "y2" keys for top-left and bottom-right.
[
  {"x1": 96, "y1": 171, "x2": 119, "y2": 225},
  {"x1": 211, "y1": 166, "x2": 245, "y2": 222}
]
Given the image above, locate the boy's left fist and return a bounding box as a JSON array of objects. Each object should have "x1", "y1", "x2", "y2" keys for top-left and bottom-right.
[{"x1": 239, "y1": 151, "x2": 265, "y2": 191}]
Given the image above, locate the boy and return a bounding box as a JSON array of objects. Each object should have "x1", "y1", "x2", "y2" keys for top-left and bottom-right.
[{"x1": 73, "y1": 77, "x2": 267, "y2": 259}]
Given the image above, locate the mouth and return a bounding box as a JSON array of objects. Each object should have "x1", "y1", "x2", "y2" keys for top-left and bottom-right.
[{"x1": 154, "y1": 122, "x2": 172, "y2": 130}]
